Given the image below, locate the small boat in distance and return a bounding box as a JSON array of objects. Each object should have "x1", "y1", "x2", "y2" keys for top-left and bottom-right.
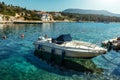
[{"x1": 34, "y1": 34, "x2": 107, "y2": 59}]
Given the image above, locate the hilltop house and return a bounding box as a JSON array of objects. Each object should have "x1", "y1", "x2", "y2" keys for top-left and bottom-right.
[
  {"x1": 37, "y1": 12, "x2": 54, "y2": 21},
  {"x1": 14, "y1": 13, "x2": 24, "y2": 21},
  {"x1": 41, "y1": 13, "x2": 50, "y2": 21},
  {"x1": 0, "y1": 14, "x2": 10, "y2": 21},
  {"x1": 54, "y1": 12, "x2": 62, "y2": 17}
]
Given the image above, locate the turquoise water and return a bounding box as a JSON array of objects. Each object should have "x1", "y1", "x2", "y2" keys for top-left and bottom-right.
[{"x1": 0, "y1": 22, "x2": 120, "y2": 80}]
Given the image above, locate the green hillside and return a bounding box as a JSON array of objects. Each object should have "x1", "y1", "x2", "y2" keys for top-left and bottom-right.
[{"x1": 0, "y1": 2, "x2": 40, "y2": 20}]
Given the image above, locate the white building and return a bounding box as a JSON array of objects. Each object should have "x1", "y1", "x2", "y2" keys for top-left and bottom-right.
[
  {"x1": 0, "y1": 15, "x2": 3, "y2": 21},
  {"x1": 37, "y1": 12, "x2": 54, "y2": 21},
  {"x1": 41, "y1": 14, "x2": 51, "y2": 21},
  {"x1": 54, "y1": 12, "x2": 62, "y2": 17}
]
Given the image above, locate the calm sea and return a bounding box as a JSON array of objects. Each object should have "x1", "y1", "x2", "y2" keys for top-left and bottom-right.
[{"x1": 0, "y1": 22, "x2": 120, "y2": 80}]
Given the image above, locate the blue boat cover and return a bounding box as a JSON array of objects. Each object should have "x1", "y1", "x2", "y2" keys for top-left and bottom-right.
[
  {"x1": 52, "y1": 34, "x2": 72, "y2": 44},
  {"x1": 56, "y1": 34, "x2": 72, "y2": 42}
]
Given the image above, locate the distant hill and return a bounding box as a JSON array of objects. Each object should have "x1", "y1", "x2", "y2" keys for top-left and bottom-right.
[{"x1": 63, "y1": 9, "x2": 120, "y2": 17}]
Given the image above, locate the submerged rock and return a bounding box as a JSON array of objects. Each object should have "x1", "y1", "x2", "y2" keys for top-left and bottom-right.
[{"x1": 34, "y1": 50, "x2": 103, "y2": 74}]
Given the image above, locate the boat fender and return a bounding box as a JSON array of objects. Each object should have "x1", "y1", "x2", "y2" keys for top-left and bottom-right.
[
  {"x1": 51, "y1": 48, "x2": 55, "y2": 65},
  {"x1": 51, "y1": 48, "x2": 55, "y2": 55},
  {"x1": 38, "y1": 44, "x2": 43, "y2": 50},
  {"x1": 61, "y1": 50, "x2": 66, "y2": 65},
  {"x1": 61, "y1": 50, "x2": 65, "y2": 60}
]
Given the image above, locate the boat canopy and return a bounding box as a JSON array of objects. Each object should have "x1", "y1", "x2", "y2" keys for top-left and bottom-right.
[
  {"x1": 52, "y1": 34, "x2": 72, "y2": 44},
  {"x1": 56, "y1": 34, "x2": 72, "y2": 42}
]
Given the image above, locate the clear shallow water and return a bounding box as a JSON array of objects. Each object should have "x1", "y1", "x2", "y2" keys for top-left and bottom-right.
[{"x1": 0, "y1": 22, "x2": 120, "y2": 80}]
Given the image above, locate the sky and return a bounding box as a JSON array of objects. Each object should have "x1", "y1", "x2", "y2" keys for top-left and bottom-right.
[{"x1": 0, "y1": 0, "x2": 120, "y2": 13}]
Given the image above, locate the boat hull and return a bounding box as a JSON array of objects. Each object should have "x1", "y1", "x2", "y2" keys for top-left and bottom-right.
[{"x1": 34, "y1": 43, "x2": 106, "y2": 58}]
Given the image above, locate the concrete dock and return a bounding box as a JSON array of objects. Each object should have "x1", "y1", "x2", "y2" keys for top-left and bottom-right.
[
  {"x1": 0, "y1": 21, "x2": 13, "y2": 24},
  {"x1": 0, "y1": 21, "x2": 57, "y2": 24},
  {"x1": 13, "y1": 21, "x2": 43, "y2": 24}
]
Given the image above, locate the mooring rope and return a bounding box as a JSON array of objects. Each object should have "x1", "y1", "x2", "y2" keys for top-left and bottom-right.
[
  {"x1": 93, "y1": 40, "x2": 120, "y2": 66},
  {"x1": 101, "y1": 54, "x2": 120, "y2": 66}
]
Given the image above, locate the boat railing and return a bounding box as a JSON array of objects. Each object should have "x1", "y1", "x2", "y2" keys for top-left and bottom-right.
[
  {"x1": 75, "y1": 43, "x2": 81, "y2": 48},
  {"x1": 93, "y1": 42, "x2": 100, "y2": 53},
  {"x1": 87, "y1": 41, "x2": 100, "y2": 52},
  {"x1": 72, "y1": 40, "x2": 98, "y2": 49},
  {"x1": 88, "y1": 43, "x2": 93, "y2": 52},
  {"x1": 63, "y1": 42, "x2": 67, "y2": 47}
]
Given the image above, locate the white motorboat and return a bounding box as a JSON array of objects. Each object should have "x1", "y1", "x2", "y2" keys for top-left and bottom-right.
[{"x1": 34, "y1": 34, "x2": 107, "y2": 58}]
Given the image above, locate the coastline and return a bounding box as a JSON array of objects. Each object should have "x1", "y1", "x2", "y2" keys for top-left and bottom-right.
[
  {"x1": 0, "y1": 21, "x2": 13, "y2": 24},
  {"x1": 0, "y1": 20, "x2": 77, "y2": 24},
  {"x1": 0, "y1": 20, "x2": 119, "y2": 24}
]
